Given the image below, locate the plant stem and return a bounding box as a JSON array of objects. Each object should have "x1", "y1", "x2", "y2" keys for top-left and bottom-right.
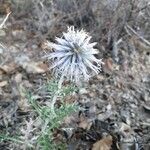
[{"x1": 50, "y1": 76, "x2": 64, "y2": 117}]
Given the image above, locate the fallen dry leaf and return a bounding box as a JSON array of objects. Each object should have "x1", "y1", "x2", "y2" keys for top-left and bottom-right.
[
  {"x1": 0, "y1": 80, "x2": 8, "y2": 87},
  {"x1": 119, "y1": 123, "x2": 134, "y2": 150},
  {"x1": 22, "y1": 61, "x2": 48, "y2": 74},
  {"x1": 130, "y1": 36, "x2": 150, "y2": 52},
  {"x1": 119, "y1": 123, "x2": 132, "y2": 137},
  {"x1": 0, "y1": 62, "x2": 17, "y2": 74},
  {"x1": 15, "y1": 54, "x2": 48, "y2": 74},
  {"x1": 105, "y1": 58, "x2": 113, "y2": 71},
  {"x1": 143, "y1": 102, "x2": 150, "y2": 112},
  {"x1": 92, "y1": 135, "x2": 112, "y2": 150},
  {"x1": 63, "y1": 116, "x2": 76, "y2": 125},
  {"x1": 78, "y1": 119, "x2": 92, "y2": 130}
]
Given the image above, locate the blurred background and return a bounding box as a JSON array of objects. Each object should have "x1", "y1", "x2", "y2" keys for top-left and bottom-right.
[{"x1": 0, "y1": 0, "x2": 150, "y2": 149}]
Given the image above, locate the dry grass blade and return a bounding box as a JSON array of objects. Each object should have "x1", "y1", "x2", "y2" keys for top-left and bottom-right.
[
  {"x1": 0, "y1": 12, "x2": 11, "y2": 29},
  {"x1": 125, "y1": 24, "x2": 150, "y2": 47}
]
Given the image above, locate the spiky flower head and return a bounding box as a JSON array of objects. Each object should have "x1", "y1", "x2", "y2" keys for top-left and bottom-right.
[{"x1": 46, "y1": 26, "x2": 103, "y2": 83}]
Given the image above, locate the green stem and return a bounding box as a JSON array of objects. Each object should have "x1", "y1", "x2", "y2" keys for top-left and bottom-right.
[{"x1": 50, "y1": 76, "x2": 64, "y2": 117}]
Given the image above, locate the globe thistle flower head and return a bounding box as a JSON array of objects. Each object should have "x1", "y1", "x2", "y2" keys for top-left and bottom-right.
[{"x1": 46, "y1": 26, "x2": 103, "y2": 83}]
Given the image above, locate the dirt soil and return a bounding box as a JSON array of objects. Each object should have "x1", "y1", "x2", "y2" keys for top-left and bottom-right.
[{"x1": 0, "y1": 0, "x2": 150, "y2": 150}]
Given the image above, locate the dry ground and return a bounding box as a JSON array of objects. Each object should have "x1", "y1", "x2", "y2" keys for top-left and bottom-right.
[{"x1": 0, "y1": 0, "x2": 150, "y2": 149}]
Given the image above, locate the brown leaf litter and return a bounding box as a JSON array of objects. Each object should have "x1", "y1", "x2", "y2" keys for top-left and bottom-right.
[{"x1": 92, "y1": 135, "x2": 113, "y2": 150}]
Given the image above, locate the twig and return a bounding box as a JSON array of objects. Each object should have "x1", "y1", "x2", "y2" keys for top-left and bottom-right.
[
  {"x1": 135, "y1": 2, "x2": 150, "y2": 13},
  {"x1": 0, "y1": 12, "x2": 11, "y2": 29},
  {"x1": 73, "y1": 0, "x2": 83, "y2": 27},
  {"x1": 112, "y1": 38, "x2": 122, "y2": 62},
  {"x1": 125, "y1": 24, "x2": 150, "y2": 47},
  {"x1": 0, "y1": 43, "x2": 6, "y2": 51}
]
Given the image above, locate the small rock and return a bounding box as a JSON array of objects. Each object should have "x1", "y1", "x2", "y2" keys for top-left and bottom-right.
[{"x1": 79, "y1": 88, "x2": 88, "y2": 94}]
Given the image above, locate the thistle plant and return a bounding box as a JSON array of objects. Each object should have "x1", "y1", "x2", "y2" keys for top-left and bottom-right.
[
  {"x1": 0, "y1": 81, "x2": 78, "y2": 150},
  {"x1": 45, "y1": 26, "x2": 103, "y2": 116},
  {"x1": 45, "y1": 26, "x2": 103, "y2": 83}
]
